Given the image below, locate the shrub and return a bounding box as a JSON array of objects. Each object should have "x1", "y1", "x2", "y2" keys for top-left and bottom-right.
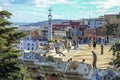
[
  {"x1": 46, "y1": 56, "x2": 55, "y2": 63},
  {"x1": 48, "y1": 39, "x2": 55, "y2": 43}
]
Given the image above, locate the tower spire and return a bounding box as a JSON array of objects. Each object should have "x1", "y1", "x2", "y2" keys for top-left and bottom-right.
[
  {"x1": 47, "y1": 8, "x2": 52, "y2": 40},
  {"x1": 48, "y1": 8, "x2": 52, "y2": 15}
]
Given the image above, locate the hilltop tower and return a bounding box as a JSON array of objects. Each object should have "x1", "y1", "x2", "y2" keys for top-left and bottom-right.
[{"x1": 48, "y1": 8, "x2": 52, "y2": 40}]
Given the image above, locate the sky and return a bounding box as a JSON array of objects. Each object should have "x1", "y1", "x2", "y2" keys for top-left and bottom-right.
[{"x1": 0, "y1": 0, "x2": 120, "y2": 23}]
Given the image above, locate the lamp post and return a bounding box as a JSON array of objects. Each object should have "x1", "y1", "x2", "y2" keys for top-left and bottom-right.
[{"x1": 48, "y1": 8, "x2": 52, "y2": 41}]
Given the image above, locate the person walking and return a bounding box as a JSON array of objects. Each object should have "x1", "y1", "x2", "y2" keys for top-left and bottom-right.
[
  {"x1": 67, "y1": 42, "x2": 71, "y2": 52},
  {"x1": 92, "y1": 51, "x2": 97, "y2": 69},
  {"x1": 64, "y1": 39, "x2": 68, "y2": 49}
]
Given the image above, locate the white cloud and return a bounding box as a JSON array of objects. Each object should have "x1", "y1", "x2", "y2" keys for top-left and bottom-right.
[
  {"x1": 0, "y1": 6, "x2": 2, "y2": 11},
  {"x1": 0, "y1": 0, "x2": 11, "y2": 6},
  {"x1": 35, "y1": 0, "x2": 79, "y2": 8},
  {"x1": 53, "y1": 14, "x2": 65, "y2": 19},
  {"x1": 91, "y1": 0, "x2": 120, "y2": 12}
]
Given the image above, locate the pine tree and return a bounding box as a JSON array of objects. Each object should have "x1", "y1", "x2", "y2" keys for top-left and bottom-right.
[{"x1": 0, "y1": 10, "x2": 27, "y2": 80}]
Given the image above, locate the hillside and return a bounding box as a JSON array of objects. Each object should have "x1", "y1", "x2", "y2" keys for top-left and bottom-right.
[{"x1": 21, "y1": 19, "x2": 69, "y2": 27}]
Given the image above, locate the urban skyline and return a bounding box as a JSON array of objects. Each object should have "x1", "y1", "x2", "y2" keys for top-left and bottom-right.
[{"x1": 0, "y1": 0, "x2": 120, "y2": 22}]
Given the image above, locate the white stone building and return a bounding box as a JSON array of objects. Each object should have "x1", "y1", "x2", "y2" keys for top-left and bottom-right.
[
  {"x1": 18, "y1": 35, "x2": 37, "y2": 51},
  {"x1": 18, "y1": 33, "x2": 48, "y2": 51},
  {"x1": 79, "y1": 18, "x2": 104, "y2": 28},
  {"x1": 88, "y1": 18, "x2": 104, "y2": 28}
]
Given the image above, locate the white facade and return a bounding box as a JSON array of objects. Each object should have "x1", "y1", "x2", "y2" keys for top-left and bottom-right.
[
  {"x1": 18, "y1": 35, "x2": 37, "y2": 51},
  {"x1": 22, "y1": 40, "x2": 36, "y2": 51},
  {"x1": 79, "y1": 19, "x2": 89, "y2": 25},
  {"x1": 18, "y1": 34, "x2": 48, "y2": 51},
  {"x1": 80, "y1": 18, "x2": 104, "y2": 28},
  {"x1": 88, "y1": 19, "x2": 103, "y2": 28}
]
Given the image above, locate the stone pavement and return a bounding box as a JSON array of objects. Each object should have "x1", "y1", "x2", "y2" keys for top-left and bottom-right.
[
  {"x1": 49, "y1": 43, "x2": 113, "y2": 69},
  {"x1": 71, "y1": 44, "x2": 113, "y2": 69},
  {"x1": 58, "y1": 45, "x2": 87, "y2": 61},
  {"x1": 49, "y1": 44, "x2": 87, "y2": 61}
]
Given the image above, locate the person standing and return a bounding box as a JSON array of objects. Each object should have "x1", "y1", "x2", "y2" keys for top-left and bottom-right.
[
  {"x1": 67, "y1": 42, "x2": 71, "y2": 52},
  {"x1": 92, "y1": 51, "x2": 97, "y2": 69},
  {"x1": 73, "y1": 39, "x2": 77, "y2": 49},
  {"x1": 93, "y1": 41, "x2": 96, "y2": 49},
  {"x1": 64, "y1": 39, "x2": 68, "y2": 49},
  {"x1": 101, "y1": 44, "x2": 104, "y2": 55}
]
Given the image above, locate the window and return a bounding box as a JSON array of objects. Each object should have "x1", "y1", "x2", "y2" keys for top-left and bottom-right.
[
  {"x1": 32, "y1": 47, "x2": 34, "y2": 50},
  {"x1": 28, "y1": 43, "x2": 30, "y2": 46},
  {"x1": 28, "y1": 47, "x2": 30, "y2": 50},
  {"x1": 32, "y1": 43, "x2": 34, "y2": 46}
]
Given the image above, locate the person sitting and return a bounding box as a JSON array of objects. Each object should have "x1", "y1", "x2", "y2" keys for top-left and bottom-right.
[{"x1": 67, "y1": 58, "x2": 72, "y2": 62}]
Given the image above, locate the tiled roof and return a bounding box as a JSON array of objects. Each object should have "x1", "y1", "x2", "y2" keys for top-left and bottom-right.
[{"x1": 31, "y1": 29, "x2": 40, "y2": 39}]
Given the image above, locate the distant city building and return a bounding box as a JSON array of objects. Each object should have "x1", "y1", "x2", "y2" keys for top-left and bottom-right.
[
  {"x1": 84, "y1": 28, "x2": 103, "y2": 37},
  {"x1": 88, "y1": 18, "x2": 104, "y2": 28},
  {"x1": 53, "y1": 20, "x2": 80, "y2": 30},
  {"x1": 79, "y1": 18, "x2": 104, "y2": 28},
  {"x1": 79, "y1": 19, "x2": 89, "y2": 25},
  {"x1": 66, "y1": 25, "x2": 88, "y2": 39}
]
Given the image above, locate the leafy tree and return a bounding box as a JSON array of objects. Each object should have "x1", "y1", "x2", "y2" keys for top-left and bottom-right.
[
  {"x1": 103, "y1": 22, "x2": 118, "y2": 43},
  {"x1": 109, "y1": 41, "x2": 120, "y2": 70},
  {"x1": 108, "y1": 39, "x2": 120, "y2": 80},
  {"x1": 0, "y1": 10, "x2": 27, "y2": 80},
  {"x1": 104, "y1": 22, "x2": 118, "y2": 36}
]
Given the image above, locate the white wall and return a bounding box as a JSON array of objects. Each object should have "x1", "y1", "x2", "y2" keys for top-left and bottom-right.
[
  {"x1": 22, "y1": 40, "x2": 36, "y2": 50},
  {"x1": 18, "y1": 34, "x2": 48, "y2": 51},
  {"x1": 18, "y1": 35, "x2": 37, "y2": 51},
  {"x1": 88, "y1": 19, "x2": 103, "y2": 28}
]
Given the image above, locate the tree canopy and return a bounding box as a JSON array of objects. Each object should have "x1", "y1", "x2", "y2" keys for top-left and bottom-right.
[
  {"x1": 104, "y1": 22, "x2": 118, "y2": 36},
  {"x1": 0, "y1": 10, "x2": 27, "y2": 80}
]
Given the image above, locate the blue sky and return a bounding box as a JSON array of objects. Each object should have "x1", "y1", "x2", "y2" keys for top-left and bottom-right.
[{"x1": 0, "y1": 0, "x2": 120, "y2": 22}]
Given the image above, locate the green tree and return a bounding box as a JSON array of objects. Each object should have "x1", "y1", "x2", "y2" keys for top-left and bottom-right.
[
  {"x1": 109, "y1": 41, "x2": 120, "y2": 69},
  {"x1": 103, "y1": 22, "x2": 118, "y2": 41},
  {"x1": 104, "y1": 22, "x2": 118, "y2": 36},
  {"x1": 0, "y1": 10, "x2": 27, "y2": 80},
  {"x1": 109, "y1": 41, "x2": 120, "y2": 80}
]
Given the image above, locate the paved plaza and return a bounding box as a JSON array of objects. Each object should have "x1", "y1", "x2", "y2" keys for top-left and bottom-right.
[{"x1": 53, "y1": 44, "x2": 113, "y2": 69}]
